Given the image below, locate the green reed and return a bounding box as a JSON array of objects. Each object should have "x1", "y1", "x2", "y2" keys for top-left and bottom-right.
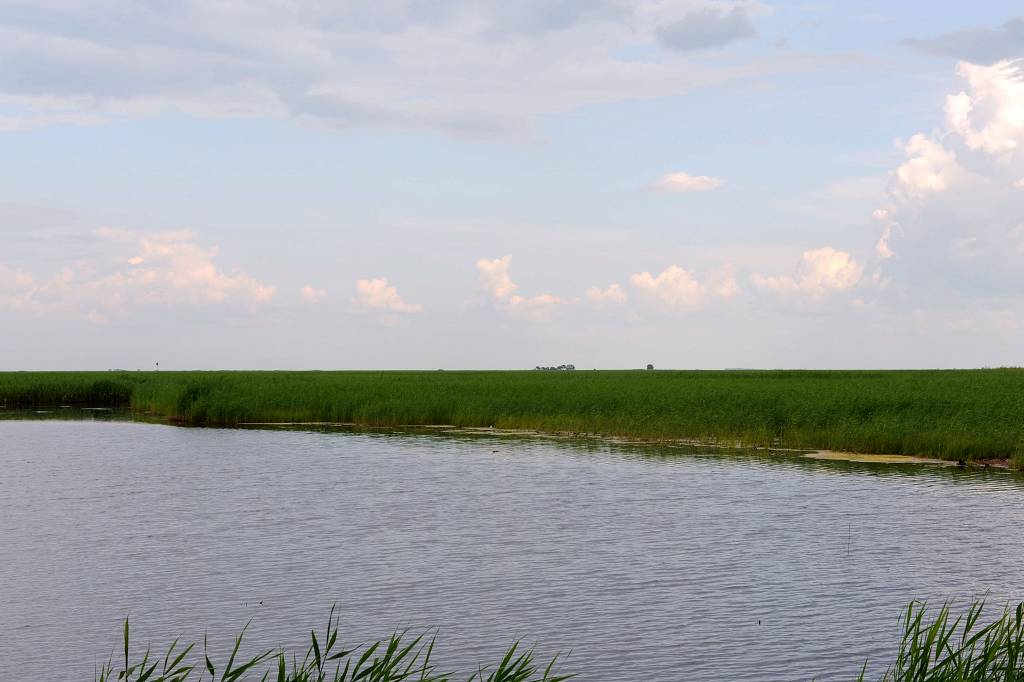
[
  {"x1": 859, "y1": 600, "x2": 1024, "y2": 681},
  {"x1": 94, "y1": 600, "x2": 1024, "y2": 681},
  {"x1": 4, "y1": 369, "x2": 1024, "y2": 463},
  {"x1": 95, "y1": 607, "x2": 571, "y2": 682}
]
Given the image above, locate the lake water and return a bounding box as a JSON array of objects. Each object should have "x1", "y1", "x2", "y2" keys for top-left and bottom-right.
[{"x1": 2, "y1": 416, "x2": 1024, "y2": 681}]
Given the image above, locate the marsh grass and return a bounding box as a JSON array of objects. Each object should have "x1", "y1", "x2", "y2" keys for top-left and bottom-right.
[
  {"x1": 93, "y1": 600, "x2": 1024, "y2": 681},
  {"x1": 95, "y1": 606, "x2": 572, "y2": 682},
  {"x1": 1010, "y1": 445, "x2": 1024, "y2": 471},
  {"x1": 860, "y1": 600, "x2": 1024, "y2": 681},
  {"x1": 5, "y1": 369, "x2": 1024, "y2": 461}
]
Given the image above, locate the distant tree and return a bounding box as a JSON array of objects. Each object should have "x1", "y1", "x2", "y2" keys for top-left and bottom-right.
[{"x1": 646, "y1": 364, "x2": 654, "y2": 371}]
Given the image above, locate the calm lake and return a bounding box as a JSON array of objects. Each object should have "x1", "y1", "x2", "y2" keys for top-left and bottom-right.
[{"x1": 2, "y1": 415, "x2": 1023, "y2": 680}]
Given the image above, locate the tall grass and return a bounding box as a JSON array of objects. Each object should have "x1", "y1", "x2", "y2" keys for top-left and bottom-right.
[
  {"x1": 860, "y1": 600, "x2": 1024, "y2": 681},
  {"x1": 0, "y1": 371, "x2": 133, "y2": 406},
  {"x1": 4, "y1": 369, "x2": 1024, "y2": 462},
  {"x1": 95, "y1": 607, "x2": 572, "y2": 682},
  {"x1": 93, "y1": 600, "x2": 1024, "y2": 681}
]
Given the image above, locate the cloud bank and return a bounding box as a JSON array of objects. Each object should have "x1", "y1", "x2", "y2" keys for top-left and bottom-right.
[
  {"x1": 0, "y1": 0, "x2": 771, "y2": 138},
  {"x1": 1, "y1": 228, "x2": 275, "y2": 320},
  {"x1": 876, "y1": 59, "x2": 1024, "y2": 300}
]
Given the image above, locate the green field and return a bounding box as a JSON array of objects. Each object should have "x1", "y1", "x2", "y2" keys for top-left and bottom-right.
[{"x1": 2, "y1": 369, "x2": 1024, "y2": 463}]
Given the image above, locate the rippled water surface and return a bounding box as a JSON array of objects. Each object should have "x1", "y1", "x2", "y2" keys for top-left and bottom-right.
[{"x1": 2, "y1": 416, "x2": 1024, "y2": 681}]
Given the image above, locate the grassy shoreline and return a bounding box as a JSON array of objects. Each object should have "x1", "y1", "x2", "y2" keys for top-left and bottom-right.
[{"x1": 3, "y1": 369, "x2": 1024, "y2": 465}]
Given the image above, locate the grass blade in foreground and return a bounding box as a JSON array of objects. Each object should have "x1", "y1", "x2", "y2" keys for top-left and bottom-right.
[
  {"x1": 91, "y1": 599, "x2": 1024, "y2": 680},
  {"x1": 858, "y1": 600, "x2": 1024, "y2": 681},
  {"x1": 94, "y1": 609, "x2": 573, "y2": 682}
]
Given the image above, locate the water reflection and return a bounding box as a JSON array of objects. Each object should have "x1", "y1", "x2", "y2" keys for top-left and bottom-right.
[
  {"x1": 254, "y1": 420, "x2": 1024, "y2": 488},
  {"x1": 2, "y1": 407, "x2": 1019, "y2": 486},
  {"x1": 1, "y1": 416, "x2": 1022, "y2": 681}
]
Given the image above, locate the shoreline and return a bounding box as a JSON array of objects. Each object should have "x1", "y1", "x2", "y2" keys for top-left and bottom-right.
[
  {"x1": 3, "y1": 369, "x2": 1023, "y2": 469},
  {"x1": 2, "y1": 408, "x2": 1014, "y2": 469},
  {"x1": 237, "y1": 420, "x2": 1009, "y2": 469}
]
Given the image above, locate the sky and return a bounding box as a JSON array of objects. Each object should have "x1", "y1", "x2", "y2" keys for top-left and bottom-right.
[{"x1": 2, "y1": 1, "x2": 1024, "y2": 370}]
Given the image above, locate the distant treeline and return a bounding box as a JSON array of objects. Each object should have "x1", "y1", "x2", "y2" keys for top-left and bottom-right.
[{"x1": 2, "y1": 369, "x2": 1024, "y2": 464}]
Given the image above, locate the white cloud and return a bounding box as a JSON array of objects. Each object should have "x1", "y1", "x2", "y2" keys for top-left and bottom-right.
[
  {"x1": 652, "y1": 171, "x2": 724, "y2": 193},
  {"x1": 476, "y1": 255, "x2": 569, "y2": 320},
  {"x1": 300, "y1": 284, "x2": 327, "y2": 303},
  {"x1": 709, "y1": 265, "x2": 742, "y2": 298},
  {"x1": 586, "y1": 283, "x2": 627, "y2": 305},
  {"x1": 476, "y1": 256, "x2": 519, "y2": 299},
  {"x1": 630, "y1": 265, "x2": 706, "y2": 310},
  {"x1": 751, "y1": 247, "x2": 864, "y2": 299},
  {"x1": 506, "y1": 293, "x2": 569, "y2": 321},
  {"x1": 944, "y1": 60, "x2": 1024, "y2": 156},
  {"x1": 354, "y1": 277, "x2": 422, "y2": 314},
  {"x1": 871, "y1": 207, "x2": 897, "y2": 259},
  {"x1": 876, "y1": 60, "x2": 1024, "y2": 298},
  {"x1": 0, "y1": 228, "x2": 276, "y2": 317},
  {"x1": 891, "y1": 134, "x2": 960, "y2": 199},
  {"x1": 106, "y1": 229, "x2": 276, "y2": 304},
  {"x1": 875, "y1": 225, "x2": 895, "y2": 260}
]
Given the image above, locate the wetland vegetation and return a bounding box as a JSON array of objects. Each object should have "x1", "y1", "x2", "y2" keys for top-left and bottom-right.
[
  {"x1": 98, "y1": 600, "x2": 1024, "y2": 681},
  {"x1": 98, "y1": 607, "x2": 572, "y2": 682},
  {"x1": 3, "y1": 369, "x2": 1024, "y2": 465}
]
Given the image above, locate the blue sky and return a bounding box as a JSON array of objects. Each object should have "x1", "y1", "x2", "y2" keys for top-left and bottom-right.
[{"x1": 3, "y1": 1, "x2": 1024, "y2": 369}]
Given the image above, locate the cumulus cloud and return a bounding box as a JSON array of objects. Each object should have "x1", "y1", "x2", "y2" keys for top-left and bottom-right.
[
  {"x1": 944, "y1": 60, "x2": 1024, "y2": 157},
  {"x1": 751, "y1": 247, "x2": 864, "y2": 299},
  {"x1": 0, "y1": 228, "x2": 276, "y2": 318},
  {"x1": 476, "y1": 256, "x2": 519, "y2": 299},
  {"x1": 630, "y1": 265, "x2": 707, "y2": 310},
  {"x1": 875, "y1": 225, "x2": 896, "y2": 260},
  {"x1": 354, "y1": 277, "x2": 421, "y2": 314},
  {"x1": 476, "y1": 255, "x2": 568, "y2": 320},
  {"x1": 656, "y1": 6, "x2": 757, "y2": 52},
  {"x1": 911, "y1": 18, "x2": 1024, "y2": 66},
  {"x1": 102, "y1": 229, "x2": 276, "y2": 304},
  {"x1": 586, "y1": 283, "x2": 627, "y2": 306},
  {"x1": 0, "y1": 1, "x2": 773, "y2": 139},
  {"x1": 709, "y1": 265, "x2": 742, "y2": 298},
  {"x1": 891, "y1": 134, "x2": 961, "y2": 199},
  {"x1": 876, "y1": 60, "x2": 1024, "y2": 298},
  {"x1": 300, "y1": 284, "x2": 327, "y2": 303},
  {"x1": 653, "y1": 171, "x2": 724, "y2": 192},
  {"x1": 871, "y1": 208, "x2": 898, "y2": 260}
]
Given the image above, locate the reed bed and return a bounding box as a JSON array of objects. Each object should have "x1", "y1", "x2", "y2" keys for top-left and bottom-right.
[
  {"x1": 95, "y1": 607, "x2": 570, "y2": 682},
  {"x1": 95, "y1": 600, "x2": 1024, "y2": 681},
  {"x1": 3, "y1": 369, "x2": 1024, "y2": 463},
  {"x1": 860, "y1": 600, "x2": 1024, "y2": 681}
]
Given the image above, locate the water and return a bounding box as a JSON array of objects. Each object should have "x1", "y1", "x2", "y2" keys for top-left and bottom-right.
[{"x1": 2, "y1": 417, "x2": 1023, "y2": 681}]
